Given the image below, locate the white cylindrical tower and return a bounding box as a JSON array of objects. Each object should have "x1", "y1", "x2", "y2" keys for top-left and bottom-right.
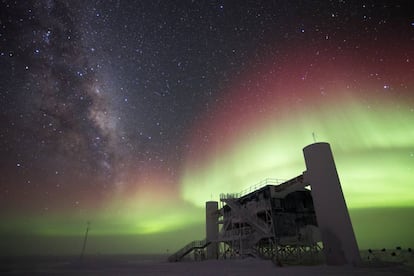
[
  {"x1": 303, "y1": 142, "x2": 360, "y2": 265},
  {"x1": 205, "y1": 201, "x2": 219, "y2": 259}
]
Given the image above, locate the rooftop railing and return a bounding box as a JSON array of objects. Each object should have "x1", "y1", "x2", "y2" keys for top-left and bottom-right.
[{"x1": 220, "y1": 178, "x2": 286, "y2": 199}]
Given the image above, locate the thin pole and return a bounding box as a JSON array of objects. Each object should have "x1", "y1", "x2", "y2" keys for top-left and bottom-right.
[
  {"x1": 312, "y1": 132, "x2": 316, "y2": 143},
  {"x1": 80, "y1": 221, "x2": 90, "y2": 261}
]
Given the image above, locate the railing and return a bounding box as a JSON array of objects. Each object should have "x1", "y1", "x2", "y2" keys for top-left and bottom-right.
[
  {"x1": 220, "y1": 178, "x2": 286, "y2": 199},
  {"x1": 168, "y1": 239, "x2": 209, "y2": 262}
]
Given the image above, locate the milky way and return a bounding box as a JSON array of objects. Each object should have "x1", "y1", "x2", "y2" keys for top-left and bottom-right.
[{"x1": 0, "y1": 1, "x2": 413, "y2": 254}]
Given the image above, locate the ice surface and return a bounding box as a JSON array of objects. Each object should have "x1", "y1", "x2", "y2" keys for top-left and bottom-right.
[{"x1": 1, "y1": 253, "x2": 413, "y2": 275}]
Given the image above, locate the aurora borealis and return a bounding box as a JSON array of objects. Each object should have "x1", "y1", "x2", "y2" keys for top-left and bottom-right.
[
  {"x1": 1, "y1": 1, "x2": 413, "y2": 255},
  {"x1": 182, "y1": 49, "x2": 414, "y2": 209}
]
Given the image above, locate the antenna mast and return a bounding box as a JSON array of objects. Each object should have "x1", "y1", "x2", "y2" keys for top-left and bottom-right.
[
  {"x1": 312, "y1": 132, "x2": 316, "y2": 143},
  {"x1": 80, "y1": 221, "x2": 91, "y2": 261}
]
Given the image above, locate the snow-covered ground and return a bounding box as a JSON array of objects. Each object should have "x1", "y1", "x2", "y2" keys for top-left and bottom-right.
[{"x1": 1, "y1": 252, "x2": 413, "y2": 275}]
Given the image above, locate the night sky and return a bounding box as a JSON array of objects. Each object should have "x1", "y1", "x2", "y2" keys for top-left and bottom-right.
[{"x1": 1, "y1": 1, "x2": 413, "y2": 255}]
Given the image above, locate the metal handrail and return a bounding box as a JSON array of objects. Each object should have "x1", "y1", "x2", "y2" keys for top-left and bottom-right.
[
  {"x1": 168, "y1": 239, "x2": 209, "y2": 262},
  {"x1": 220, "y1": 178, "x2": 286, "y2": 199}
]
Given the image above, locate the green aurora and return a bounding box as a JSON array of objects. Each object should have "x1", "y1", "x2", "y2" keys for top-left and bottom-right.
[
  {"x1": 2, "y1": 2, "x2": 414, "y2": 255},
  {"x1": 2, "y1": 86, "x2": 414, "y2": 255},
  {"x1": 182, "y1": 97, "x2": 414, "y2": 209}
]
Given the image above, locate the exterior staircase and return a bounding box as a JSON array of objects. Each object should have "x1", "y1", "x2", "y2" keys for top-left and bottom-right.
[{"x1": 168, "y1": 239, "x2": 210, "y2": 262}]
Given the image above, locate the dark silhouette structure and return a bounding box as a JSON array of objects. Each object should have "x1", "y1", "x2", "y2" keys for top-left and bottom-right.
[{"x1": 169, "y1": 143, "x2": 361, "y2": 266}]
